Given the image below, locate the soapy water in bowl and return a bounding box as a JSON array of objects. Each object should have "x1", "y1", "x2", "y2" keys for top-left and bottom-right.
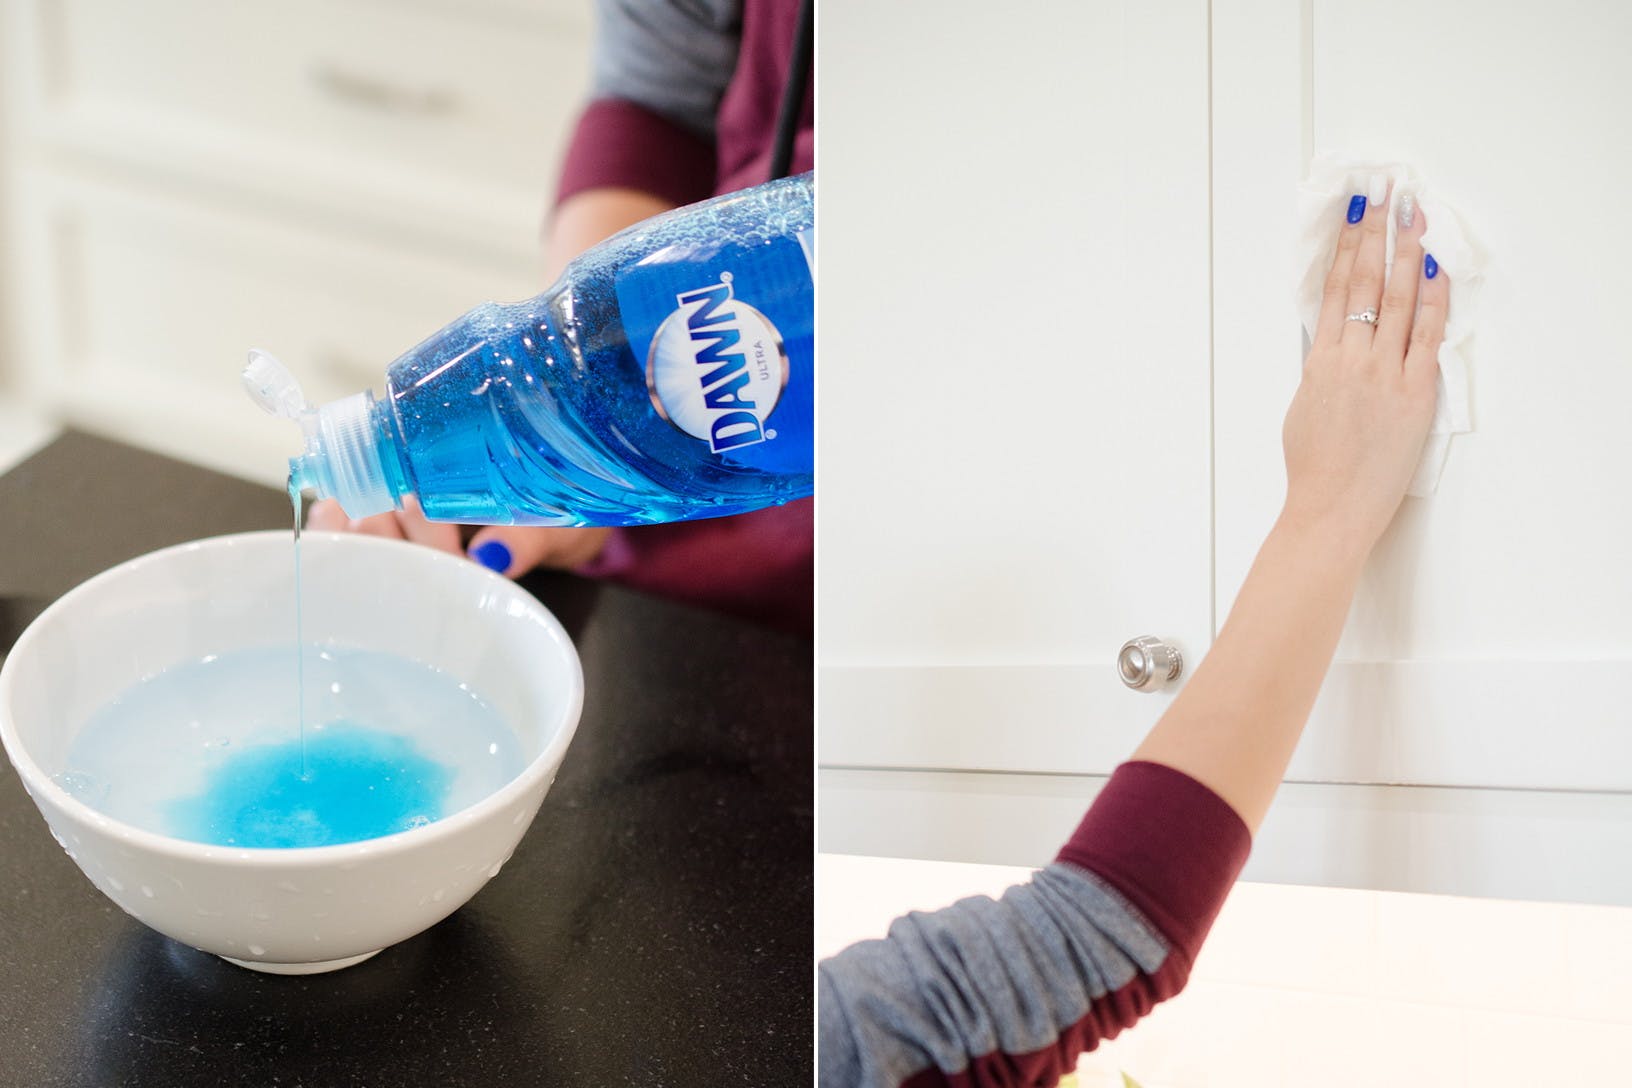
[{"x1": 54, "y1": 645, "x2": 525, "y2": 848}]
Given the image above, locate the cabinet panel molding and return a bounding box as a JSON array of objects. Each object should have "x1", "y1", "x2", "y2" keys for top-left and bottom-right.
[
  {"x1": 819, "y1": 661, "x2": 1185, "y2": 775},
  {"x1": 820, "y1": 767, "x2": 1632, "y2": 908}
]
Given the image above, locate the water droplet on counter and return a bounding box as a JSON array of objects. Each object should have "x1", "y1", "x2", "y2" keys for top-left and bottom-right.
[
  {"x1": 248, "y1": 944, "x2": 266, "y2": 957},
  {"x1": 108, "y1": 876, "x2": 125, "y2": 891},
  {"x1": 432, "y1": 888, "x2": 445, "y2": 902},
  {"x1": 140, "y1": 885, "x2": 155, "y2": 898}
]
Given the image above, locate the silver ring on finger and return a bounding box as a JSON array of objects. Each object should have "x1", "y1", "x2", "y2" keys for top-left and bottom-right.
[{"x1": 1345, "y1": 308, "x2": 1379, "y2": 325}]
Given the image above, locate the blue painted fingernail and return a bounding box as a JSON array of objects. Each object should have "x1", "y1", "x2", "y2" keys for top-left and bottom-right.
[
  {"x1": 472, "y1": 540, "x2": 512, "y2": 573},
  {"x1": 1424, "y1": 253, "x2": 1439, "y2": 280},
  {"x1": 1347, "y1": 194, "x2": 1367, "y2": 224}
]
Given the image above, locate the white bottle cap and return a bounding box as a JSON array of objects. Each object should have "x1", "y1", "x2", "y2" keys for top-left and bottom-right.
[{"x1": 242, "y1": 349, "x2": 309, "y2": 420}]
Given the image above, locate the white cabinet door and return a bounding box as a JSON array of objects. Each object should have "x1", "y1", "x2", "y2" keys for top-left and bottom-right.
[
  {"x1": 818, "y1": 1, "x2": 1214, "y2": 775},
  {"x1": 1213, "y1": 0, "x2": 1632, "y2": 793}
]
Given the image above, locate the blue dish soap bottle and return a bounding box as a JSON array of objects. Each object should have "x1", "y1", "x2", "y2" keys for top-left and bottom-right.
[{"x1": 246, "y1": 173, "x2": 813, "y2": 528}]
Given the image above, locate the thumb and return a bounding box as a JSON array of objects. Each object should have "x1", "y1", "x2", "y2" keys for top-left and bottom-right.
[{"x1": 466, "y1": 526, "x2": 612, "y2": 578}]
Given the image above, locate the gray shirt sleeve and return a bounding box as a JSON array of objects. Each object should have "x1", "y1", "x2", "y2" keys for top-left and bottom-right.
[
  {"x1": 817, "y1": 862, "x2": 1174, "y2": 1087},
  {"x1": 591, "y1": 0, "x2": 742, "y2": 139}
]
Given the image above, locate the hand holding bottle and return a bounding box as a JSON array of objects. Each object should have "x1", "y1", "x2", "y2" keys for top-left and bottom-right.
[
  {"x1": 301, "y1": 190, "x2": 666, "y2": 579},
  {"x1": 305, "y1": 497, "x2": 612, "y2": 577}
]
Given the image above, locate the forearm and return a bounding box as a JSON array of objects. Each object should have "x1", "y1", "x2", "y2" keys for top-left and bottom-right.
[
  {"x1": 820, "y1": 764, "x2": 1250, "y2": 1087},
  {"x1": 1131, "y1": 516, "x2": 1367, "y2": 834},
  {"x1": 819, "y1": 862, "x2": 1172, "y2": 1088},
  {"x1": 544, "y1": 187, "x2": 678, "y2": 280}
]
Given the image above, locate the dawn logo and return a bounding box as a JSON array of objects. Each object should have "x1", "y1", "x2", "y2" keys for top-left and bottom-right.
[{"x1": 646, "y1": 272, "x2": 788, "y2": 453}]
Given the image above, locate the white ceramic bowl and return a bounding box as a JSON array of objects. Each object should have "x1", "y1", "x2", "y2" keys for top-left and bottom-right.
[{"x1": 0, "y1": 531, "x2": 582, "y2": 974}]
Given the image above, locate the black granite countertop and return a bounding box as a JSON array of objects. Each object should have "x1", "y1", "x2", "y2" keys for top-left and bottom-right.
[{"x1": 0, "y1": 431, "x2": 813, "y2": 1087}]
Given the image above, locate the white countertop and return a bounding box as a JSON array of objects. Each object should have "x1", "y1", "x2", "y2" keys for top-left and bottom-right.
[{"x1": 817, "y1": 851, "x2": 1037, "y2": 959}]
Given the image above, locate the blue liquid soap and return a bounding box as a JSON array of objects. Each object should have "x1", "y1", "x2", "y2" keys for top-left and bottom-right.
[
  {"x1": 166, "y1": 724, "x2": 450, "y2": 849},
  {"x1": 253, "y1": 173, "x2": 813, "y2": 527},
  {"x1": 55, "y1": 646, "x2": 524, "y2": 848}
]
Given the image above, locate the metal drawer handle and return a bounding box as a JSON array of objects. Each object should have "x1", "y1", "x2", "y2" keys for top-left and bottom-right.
[
  {"x1": 310, "y1": 63, "x2": 460, "y2": 118},
  {"x1": 1118, "y1": 636, "x2": 1183, "y2": 693}
]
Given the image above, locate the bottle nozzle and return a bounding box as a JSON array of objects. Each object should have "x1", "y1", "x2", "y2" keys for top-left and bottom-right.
[
  {"x1": 293, "y1": 392, "x2": 396, "y2": 519},
  {"x1": 244, "y1": 349, "x2": 395, "y2": 519}
]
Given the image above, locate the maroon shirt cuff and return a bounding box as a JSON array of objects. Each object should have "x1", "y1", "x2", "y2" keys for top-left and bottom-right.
[
  {"x1": 1056, "y1": 760, "x2": 1251, "y2": 966},
  {"x1": 556, "y1": 98, "x2": 717, "y2": 209}
]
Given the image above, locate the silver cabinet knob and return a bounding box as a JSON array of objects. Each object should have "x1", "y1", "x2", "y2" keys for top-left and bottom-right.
[{"x1": 1118, "y1": 636, "x2": 1183, "y2": 692}]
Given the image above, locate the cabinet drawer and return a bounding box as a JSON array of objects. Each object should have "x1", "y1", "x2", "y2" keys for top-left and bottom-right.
[
  {"x1": 13, "y1": 168, "x2": 541, "y2": 483},
  {"x1": 29, "y1": 0, "x2": 592, "y2": 212}
]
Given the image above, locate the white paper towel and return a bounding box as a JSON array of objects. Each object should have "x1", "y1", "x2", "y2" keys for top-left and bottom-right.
[{"x1": 1296, "y1": 153, "x2": 1485, "y2": 495}]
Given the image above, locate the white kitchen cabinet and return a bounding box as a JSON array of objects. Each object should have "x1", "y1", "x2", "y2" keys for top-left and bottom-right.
[
  {"x1": 1214, "y1": 0, "x2": 1632, "y2": 793},
  {"x1": 0, "y1": 0, "x2": 590, "y2": 484},
  {"x1": 818, "y1": 0, "x2": 1215, "y2": 773},
  {"x1": 819, "y1": 0, "x2": 1632, "y2": 905}
]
